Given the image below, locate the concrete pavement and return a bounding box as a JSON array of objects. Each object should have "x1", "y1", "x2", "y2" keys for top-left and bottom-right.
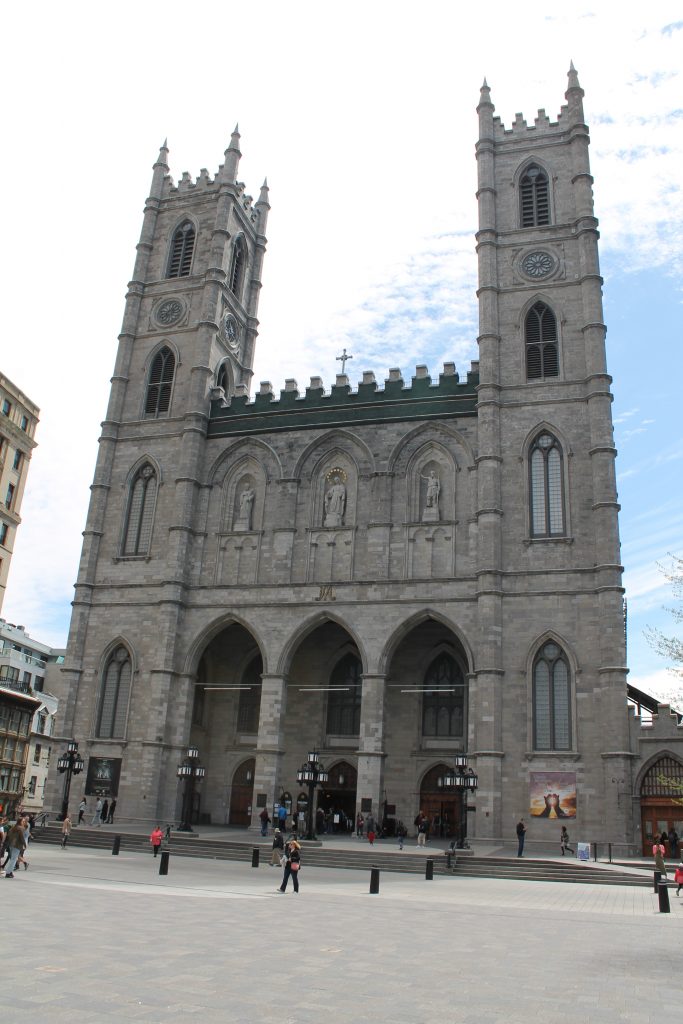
[{"x1": 3, "y1": 843, "x2": 681, "y2": 1023}]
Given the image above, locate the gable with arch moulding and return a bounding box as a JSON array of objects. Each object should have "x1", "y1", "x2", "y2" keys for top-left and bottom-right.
[{"x1": 275, "y1": 609, "x2": 368, "y2": 679}]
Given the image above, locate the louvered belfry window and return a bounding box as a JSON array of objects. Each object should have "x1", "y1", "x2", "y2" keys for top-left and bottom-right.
[
  {"x1": 530, "y1": 432, "x2": 565, "y2": 537},
  {"x1": 167, "y1": 220, "x2": 195, "y2": 277},
  {"x1": 97, "y1": 646, "x2": 132, "y2": 738},
  {"x1": 533, "y1": 642, "x2": 571, "y2": 750},
  {"x1": 144, "y1": 347, "x2": 175, "y2": 417},
  {"x1": 123, "y1": 464, "x2": 157, "y2": 556},
  {"x1": 229, "y1": 237, "x2": 245, "y2": 297},
  {"x1": 520, "y1": 165, "x2": 550, "y2": 227},
  {"x1": 525, "y1": 302, "x2": 558, "y2": 380}
]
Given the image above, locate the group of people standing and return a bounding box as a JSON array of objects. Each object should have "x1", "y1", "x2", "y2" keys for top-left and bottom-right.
[
  {"x1": 0, "y1": 814, "x2": 31, "y2": 876},
  {"x1": 77, "y1": 797, "x2": 117, "y2": 827}
]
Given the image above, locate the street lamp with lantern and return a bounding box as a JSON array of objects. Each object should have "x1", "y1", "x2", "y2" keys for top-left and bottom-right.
[
  {"x1": 56, "y1": 740, "x2": 85, "y2": 821},
  {"x1": 296, "y1": 751, "x2": 328, "y2": 841},
  {"x1": 440, "y1": 754, "x2": 478, "y2": 848},
  {"x1": 176, "y1": 745, "x2": 206, "y2": 832}
]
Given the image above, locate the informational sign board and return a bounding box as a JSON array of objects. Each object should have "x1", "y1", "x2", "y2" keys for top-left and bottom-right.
[{"x1": 577, "y1": 842, "x2": 591, "y2": 862}]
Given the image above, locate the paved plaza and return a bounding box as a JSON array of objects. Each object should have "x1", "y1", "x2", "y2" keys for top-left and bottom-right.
[{"x1": 3, "y1": 843, "x2": 681, "y2": 1023}]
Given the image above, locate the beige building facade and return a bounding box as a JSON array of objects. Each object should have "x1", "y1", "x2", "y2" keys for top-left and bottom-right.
[
  {"x1": 0, "y1": 373, "x2": 39, "y2": 613},
  {"x1": 48, "y1": 69, "x2": 683, "y2": 850}
]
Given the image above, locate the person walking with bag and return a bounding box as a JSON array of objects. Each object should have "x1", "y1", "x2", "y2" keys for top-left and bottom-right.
[{"x1": 277, "y1": 838, "x2": 301, "y2": 893}]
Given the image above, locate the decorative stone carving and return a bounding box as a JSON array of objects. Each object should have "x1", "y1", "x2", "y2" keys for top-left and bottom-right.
[
  {"x1": 235, "y1": 485, "x2": 255, "y2": 532},
  {"x1": 420, "y1": 470, "x2": 441, "y2": 522},
  {"x1": 155, "y1": 299, "x2": 184, "y2": 326},
  {"x1": 323, "y1": 468, "x2": 347, "y2": 527}
]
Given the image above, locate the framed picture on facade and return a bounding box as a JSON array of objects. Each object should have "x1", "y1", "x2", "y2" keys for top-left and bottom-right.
[
  {"x1": 85, "y1": 757, "x2": 122, "y2": 798},
  {"x1": 529, "y1": 771, "x2": 576, "y2": 819}
]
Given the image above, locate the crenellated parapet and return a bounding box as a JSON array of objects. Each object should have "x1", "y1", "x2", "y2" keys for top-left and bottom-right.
[
  {"x1": 208, "y1": 360, "x2": 480, "y2": 437},
  {"x1": 160, "y1": 171, "x2": 259, "y2": 224},
  {"x1": 629, "y1": 701, "x2": 683, "y2": 741}
]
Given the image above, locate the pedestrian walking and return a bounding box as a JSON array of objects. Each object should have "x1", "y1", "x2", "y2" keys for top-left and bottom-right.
[
  {"x1": 516, "y1": 818, "x2": 527, "y2": 858},
  {"x1": 653, "y1": 839, "x2": 667, "y2": 876},
  {"x1": 91, "y1": 798, "x2": 103, "y2": 826},
  {"x1": 560, "y1": 826, "x2": 574, "y2": 856},
  {"x1": 150, "y1": 825, "x2": 164, "y2": 857},
  {"x1": 356, "y1": 812, "x2": 364, "y2": 838},
  {"x1": 396, "y1": 821, "x2": 407, "y2": 850},
  {"x1": 674, "y1": 861, "x2": 683, "y2": 896},
  {"x1": 277, "y1": 838, "x2": 301, "y2": 893},
  {"x1": 78, "y1": 799, "x2": 87, "y2": 825},
  {"x1": 101, "y1": 799, "x2": 109, "y2": 824},
  {"x1": 277, "y1": 803, "x2": 287, "y2": 833},
  {"x1": 107, "y1": 799, "x2": 117, "y2": 824},
  {"x1": 366, "y1": 814, "x2": 376, "y2": 845},
  {"x1": 270, "y1": 828, "x2": 284, "y2": 866},
  {"x1": 259, "y1": 807, "x2": 271, "y2": 836},
  {"x1": 3, "y1": 818, "x2": 27, "y2": 878},
  {"x1": 668, "y1": 828, "x2": 679, "y2": 860},
  {"x1": 61, "y1": 815, "x2": 72, "y2": 849}
]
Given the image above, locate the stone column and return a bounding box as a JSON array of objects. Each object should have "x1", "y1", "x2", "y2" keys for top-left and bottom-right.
[
  {"x1": 356, "y1": 674, "x2": 386, "y2": 822},
  {"x1": 251, "y1": 674, "x2": 288, "y2": 828}
]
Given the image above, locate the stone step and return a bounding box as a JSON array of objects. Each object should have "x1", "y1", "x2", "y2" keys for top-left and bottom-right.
[{"x1": 35, "y1": 827, "x2": 652, "y2": 886}]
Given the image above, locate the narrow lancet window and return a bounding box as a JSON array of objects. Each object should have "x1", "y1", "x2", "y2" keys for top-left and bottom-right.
[
  {"x1": 144, "y1": 347, "x2": 175, "y2": 417},
  {"x1": 520, "y1": 165, "x2": 550, "y2": 227},
  {"x1": 529, "y1": 433, "x2": 565, "y2": 537},
  {"x1": 167, "y1": 221, "x2": 195, "y2": 277},
  {"x1": 525, "y1": 302, "x2": 558, "y2": 380}
]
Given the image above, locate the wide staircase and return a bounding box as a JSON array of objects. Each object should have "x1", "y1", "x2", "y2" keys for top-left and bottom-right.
[{"x1": 33, "y1": 824, "x2": 652, "y2": 887}]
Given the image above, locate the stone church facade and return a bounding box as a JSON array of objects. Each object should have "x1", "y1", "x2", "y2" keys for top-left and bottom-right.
[{"x1": 51, "y1": 68, "x2": 677, "y2": 850}]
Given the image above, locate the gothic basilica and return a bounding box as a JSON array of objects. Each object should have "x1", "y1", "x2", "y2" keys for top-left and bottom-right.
[{"x1": 50, "y1": 69, "x2": 683, "y2": 852}]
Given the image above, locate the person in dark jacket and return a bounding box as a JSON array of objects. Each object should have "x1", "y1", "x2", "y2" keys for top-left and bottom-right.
[
  {"x1": 4, "y1": 819, "x2": 27, "y2": 878},
  {"x1": 270, "y1": 828, "x2": 284, "y2": 866},
  {"x1": 277, "y1": 838, "x2": 301, "y2": 893}
]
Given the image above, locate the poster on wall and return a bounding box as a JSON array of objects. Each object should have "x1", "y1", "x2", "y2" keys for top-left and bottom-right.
[
  {"x1": 529, "y1": 771, "x2": 576, "y2": 819},
  {"x1": 85, "y1": 757, "x2": 122, "y2": 798}
]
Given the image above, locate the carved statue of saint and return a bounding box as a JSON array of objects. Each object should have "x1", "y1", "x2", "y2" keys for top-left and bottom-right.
[
  {"x1": 235, "y1": 486, "x2": 255, "y2": 531},
  {"x1": 421, "y1": 470, "x2": 441, "y2": 522},
  {"x1": 324, "y1": 477, "x2": 346, "y2": 527}
]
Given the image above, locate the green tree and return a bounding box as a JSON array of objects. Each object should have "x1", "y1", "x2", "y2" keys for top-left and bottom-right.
[{"x1": 646, "y1": 554, "x2": 683, "y2": 708}]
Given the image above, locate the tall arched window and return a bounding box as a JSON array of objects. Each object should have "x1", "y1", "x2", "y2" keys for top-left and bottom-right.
[
  {"x1": 533, "y1": 642, "x2": 571, "y2": 750},
  {"x1": 525, "y1": 302, "x2": 558, "y2": 380},
  {"x1": 237, "y1": 657, "x2": 263, "y2": 733},
  {"x1": 422, "y1": 653, "x2": 465, "y2": 737},
  {"x1": 122, "y1": 464, "x2": 157, "y2": 556},
  {"x1": 166, "y1": 220, "x2": 195, "y2": 277},
  {"x1": 97, "y1": 646, "x2": 132, "y2": 738},
  {"x1": 229, "y1": 237, "x2": 246, "y2": 298},
  {"x1": 520, "y1": 165, "x2": 550, "y2": 227},
  {"x1": 326, "y1": 654, "x2": 362, "y2": 736},
  {"x1": 216, "y1": 362, "x2": 230, "y2": 393},
  {"x1": 144, "y1": 346, "x2": 175, "y2": 417},
  {"x1": 529, "y1": 432, "x2": 565, "y2": 537}
]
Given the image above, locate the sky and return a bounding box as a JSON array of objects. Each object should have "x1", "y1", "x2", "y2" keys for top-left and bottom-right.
[{"x1": 1, "y1": 1, "x2": 682, "y2": 702}]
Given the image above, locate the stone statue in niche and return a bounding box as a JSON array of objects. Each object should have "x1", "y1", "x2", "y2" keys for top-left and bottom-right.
[
  {"x1": 235, "y1": 485, "x2": 255, "y2": 532},
  {"x1": 324, "y1": 468, "x2": 347, "y2": 527},
  {"x1": 420, "y1": 469, "x2": 441, "y2": 522}
]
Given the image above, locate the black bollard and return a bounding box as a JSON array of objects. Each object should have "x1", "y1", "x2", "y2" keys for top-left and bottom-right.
[
  {"x1": 658, "y1": 881, "x2": 671, "y2": 914},
  {"x1": 654, "y1": 870, "x2": 662, "y2": 893},
  {"x1": 159, "y1": 850, "x2": 170, "y2": 876},
  {"x1": 111, "y1": 835, "x2": 121, "y2": 856},
  {"x1": 369, "y1": 867, "x2": 380, "y2": 894},
  {"x1": 425, "y1": 858, "x2": 434, "y2": 880},
  {"x1": 251, "y1": 847, "x2": 260, "y2": 868}
]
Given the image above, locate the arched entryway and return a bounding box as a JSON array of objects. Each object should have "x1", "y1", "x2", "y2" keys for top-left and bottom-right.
[
  {"x1": 229, "y1": 758, "x2": 255, "y2": 826},
  {"x1": 317, "y1": 760, "x2": 357, "y2": 831},
  {"x1": 640, "y1": 755, "x2": 683, "y2": 855},
  {"x1": 419, "y1": 763, "x2": 460, "y2": 840}
]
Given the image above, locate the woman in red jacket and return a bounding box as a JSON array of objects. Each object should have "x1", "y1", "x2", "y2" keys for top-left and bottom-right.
[
  {"x1": 674, "y1": 861, "x2": 683, "y2": 896},
  {"x1": 150, "y1": 825, "x2": 164, "y2": 857}
]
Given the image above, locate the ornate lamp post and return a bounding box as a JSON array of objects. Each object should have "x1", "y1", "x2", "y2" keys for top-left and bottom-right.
[
  {"x1": 441, "y1": 754, "x2": 478, "y2": 848},
  {"x1": 296, "y1": 751, "x2": 328, "y2": 841},
  {"x1": 56, "y1": 740, "x2": 84, "y2": 821},
  {"x1": 176, "y1": 745, "x2": 205, "y2": 832}
]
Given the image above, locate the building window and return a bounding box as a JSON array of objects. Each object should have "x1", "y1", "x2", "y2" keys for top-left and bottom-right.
[
  {"x1": 422, "y1": 653, "x2": 465, "y2": 737},
  {"x1": 326, "y1": 654, "x2": 362, "y2": 736},
  {"x1": 20, "y1": 415, "x2": 29, "y2": 431},
  {"x1": 97, "y1": 646, "x2": 132, "y2": 739},
  {"x1": 33, "y1": 743, "x2": 42, "y2": 764},
  {"x1": 122, "y1": 464, "x2": 157, "y2": 557},
  {"x1": 525, "y1": 302, "x2": 558, "y2": 380},
  {"x1": 144, "y1": 346, "x2": 175, "y2": 417},
  {"x1": 37, "y1": 711, "x2": 48, "y2": 734},
  {"x1": 12, "y1": 450, "x2": 22, "y2": 471},
  {"x1": 216, "y1": 362, "x2": 229, "y2": 393},
  {"x1": 533, "y1": 642, "x2": 571, "y2": 750},
  {"x1": 2, "y1": 399, "x2": 11, "y2": 416},
  {"x1": 5, "y1": 483, "x2": 15, "y2": 510},
  {"x1": 228, "y1": 237, "x2": 246, "y2": 298},
  {"x1": 33, "y1": 677, "x2": 44, "y2": 692},
  {"x1": 166, "y1": 220, "x2": 195, "y2": 277},
  {"x1": 529, "y1": 432, "x2": 565, "y2": 537},
  {"x1": 0, "y1": 523, "x2": 8, "y2": 546},
  {"x1": 0, "y1": 665, "x2": 19, "y2": 683},
  {"x1": 28, "y1": 776, "x2": 37, "y2": 796},
  {"x1": 237, "y1": 657, "x2": 263, "y2": 734},
  {"x1": 520, "y1": 164, "x2": 550, "y2": 227}
]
